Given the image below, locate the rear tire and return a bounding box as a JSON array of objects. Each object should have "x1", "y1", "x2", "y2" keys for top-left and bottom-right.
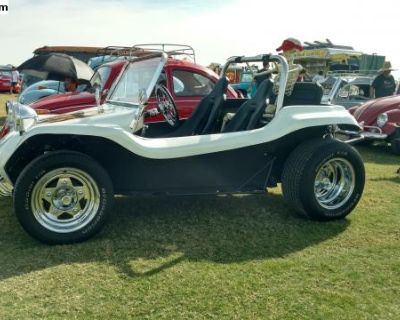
[
  {"x1": 282, "y1": 138, "x2": 365, "y2": 220},
  {"x1": 14, "y1": 151, "x2": 113, "y2": 244}
]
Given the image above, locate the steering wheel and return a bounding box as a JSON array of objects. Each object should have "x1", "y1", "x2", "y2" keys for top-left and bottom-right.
[{"x1": 155, "y1": 84, "x2": 179, "y2": 127}]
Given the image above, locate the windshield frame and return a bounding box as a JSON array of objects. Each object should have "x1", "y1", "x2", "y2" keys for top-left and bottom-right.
[{"x1": 106, "y1": 52, "x2": 167, "y2": 107}]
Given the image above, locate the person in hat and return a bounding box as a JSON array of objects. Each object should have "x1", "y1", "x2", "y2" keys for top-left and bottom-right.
[
  {"x1": 276, "y1": 38, "x2": 303, "y2": 56},
  {"x1": 274, "y1": 37, "x2": 304, "y2": 95},
  {"x1": 370, "y1": 61, "x2": 396, "y2": 98}
]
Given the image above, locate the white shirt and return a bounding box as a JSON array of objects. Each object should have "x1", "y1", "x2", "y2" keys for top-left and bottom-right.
[{"x1": 11, "y1": 70, "x2": 19, "y2": 82}]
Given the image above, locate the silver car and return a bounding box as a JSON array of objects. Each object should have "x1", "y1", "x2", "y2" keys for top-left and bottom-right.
[{"x1": 321, "y1": 75, "x2": 374, "y2": 109}]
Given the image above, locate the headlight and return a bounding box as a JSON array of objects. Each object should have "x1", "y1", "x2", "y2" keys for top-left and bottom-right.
[
  {"x1": 377, "y1": 113, "x2": 388, "y2": 128},
  {"x1": 6, "y1": 102, "x2": 38, "y2": 134}
]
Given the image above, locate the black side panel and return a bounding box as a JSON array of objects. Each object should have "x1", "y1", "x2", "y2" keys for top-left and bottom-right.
[
  {"x1": 88, "y1": 141, "x2": 275, "y2": 194},
  {"x1": 5, "y1": 127, "x2": 327, "y2": 194}
]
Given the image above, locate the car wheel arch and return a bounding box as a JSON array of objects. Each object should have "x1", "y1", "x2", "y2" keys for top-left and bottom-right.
[{"x1": 5, "y1": 134, "x2": 131, "y2": 185}]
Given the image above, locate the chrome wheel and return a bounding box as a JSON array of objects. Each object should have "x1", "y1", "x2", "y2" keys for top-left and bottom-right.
[
  {"x1": 314, "y1": 158, "x2": 355, "y2": 210},
  {"x1": 31, "y1": 168, "x2": 100, "y2": 233}
]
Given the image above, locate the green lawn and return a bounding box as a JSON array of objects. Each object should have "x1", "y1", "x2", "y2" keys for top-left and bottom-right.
[
  {"x1": 0, "y1": 93, "x2": 399, "y2": 319},
  {"x1": 0, "y1": 93, "x2": 15, "y2": 123}
]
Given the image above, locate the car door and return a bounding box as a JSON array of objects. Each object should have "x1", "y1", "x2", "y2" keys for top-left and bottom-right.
[
  {"x1": 168, "y1": 67, "x2": 217, "y2": 120},
  {"x1": 144, "y1": 66, "x2": 218, "y2": 124}
]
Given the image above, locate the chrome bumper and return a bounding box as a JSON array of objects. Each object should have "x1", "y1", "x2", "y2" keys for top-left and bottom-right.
[
  {"x1": 338, "y1": 126, "x2": 388, "y2": 144},
  {"x1": 0, "y1": 175, "x2": 13, "y2": 197}
]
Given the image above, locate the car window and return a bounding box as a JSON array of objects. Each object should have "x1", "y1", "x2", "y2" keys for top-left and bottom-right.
[
  {"x1": 150, "y1": 72, "x2": 167, "y2": 98},
  {"x1": 173, "y1": 76, "x2": 184, "y2": 93},
  {"x1": 348, "y1": 85, "x2": 360, "y2": 97},
  {"x1": 172, "y1": 70, "x2": 215, "y2": 96},
  {"x1": 0, "y1": 71, "x2": 11, "y2": 77},
  {"x1": 321, "y1": 78, "x2": 337, "y2": 96},
  {"x1": 91, "y1": 66, "x2": 112, "y2": 90},
  {"x1": 241, "y1": 73, "x2": 253, "y2": 83}
]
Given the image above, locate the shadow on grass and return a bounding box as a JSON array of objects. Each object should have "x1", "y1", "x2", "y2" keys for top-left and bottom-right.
[
  {"x1": 0, "y1": 193, "x2": 349, "y2": 280},
  {"x1": 370, "y1": 176, "x2": 400, "y2": 184}
]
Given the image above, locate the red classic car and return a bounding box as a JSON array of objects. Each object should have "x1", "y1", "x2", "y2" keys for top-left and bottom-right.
[
  {"x1": 0, "y1": 69, "x2": 21, "y2": 93},
  {"x1": 348, "y1": 94, "x2": 400, "y2": 154},
  {"x1": 27, "y1": 57, "x2": 237, "y2": 123},
  {"x1": 1, "y1": 55, "x2": 238, "y2": 139}
]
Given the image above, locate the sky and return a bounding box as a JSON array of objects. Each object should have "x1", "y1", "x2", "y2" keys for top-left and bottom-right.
[{"x1": 1, "y1": 0, "x2": 399, "y2": 78}]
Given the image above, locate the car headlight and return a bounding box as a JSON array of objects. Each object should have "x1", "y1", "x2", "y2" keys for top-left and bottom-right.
[
  {"x1": 377, "y1": 113, "x2": 388, "y2": 128},
  {"x1": 6, "y1": 102, "x2": 38, "y2": 134}
]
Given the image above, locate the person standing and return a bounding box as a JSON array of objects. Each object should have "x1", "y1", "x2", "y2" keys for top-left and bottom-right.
[
  {"x1": 312, "y1": 71, "x2": 325, "y2": 84},
  {"x1": 64, "y1": 77, "x2": 79, "y2": 92},
  {"x1": 10, "y1": 66, "x2": 20, "y2": 94},
  {"x1": 253, "y1": 61, "x2": 271, "y2": 88},
  {"x1": 297, "y1": 69, "x2": 308, "y2": 82},
  {"x1": 370, "y1": 61, "x2": 396, "y2": 98}
]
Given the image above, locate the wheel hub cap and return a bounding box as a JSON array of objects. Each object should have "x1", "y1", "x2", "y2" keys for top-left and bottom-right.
[
  {"x1": 31, "y1": 168, "x2": 100, "y2": 233},
  {"x1": 314, "y1": 158, "x2": 355, "y2": 210}
]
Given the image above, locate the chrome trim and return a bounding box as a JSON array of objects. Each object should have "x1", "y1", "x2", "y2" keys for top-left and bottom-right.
[
  {"x1": 337, "y1": 125, "x2": 388, "y2": 144},
  {"x1": 363, "y1": 125, "x2": 383, "y2": 135},
  {"x1": 31, "y1": 168, "x2": 100, "y2": 233},
  {"x1": 344, "y1": 136, "x2": 365, "y2": 144},
  {"x1": 0, "y1": 175, "x2": 13, "y2": 197},
  {"x1": 361, "y1": 131, "x2": 388, "y2": 140},
  {"x1": 220, "y1": 54, "x2": 289, "y2": 114}
]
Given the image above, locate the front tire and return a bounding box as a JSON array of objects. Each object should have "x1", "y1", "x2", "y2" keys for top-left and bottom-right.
[
  {"x1": 282, "y1": 138, "x2": 365, "y2": 220},
  {"x1": 14, "y1": 151, "x2": 113, "y2": 244}
]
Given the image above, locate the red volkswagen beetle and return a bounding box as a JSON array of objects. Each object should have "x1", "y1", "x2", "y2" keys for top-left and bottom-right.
[
  {"x1": 1, "y1": 56, "x2": 237, "y2": 139},
  {"x1": 348, "y1": 94, "x2": 400, "y2": 154},
  {"x1": 29, "y1": 58, "x2": 237, "y2": 120}
]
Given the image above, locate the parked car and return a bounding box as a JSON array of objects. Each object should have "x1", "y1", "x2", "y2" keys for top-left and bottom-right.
[
  {"x1": 230, "y1": 71, "x2": 257, "y2": 98},
  {"x1": 321, "y1": 74, "x2": 374, "y2": 109},
  {"x1": 0, "y1": 52, "x2": 365, "y2": 244},
  {"x1": 10, "y1": 55, "x2": 237, "y2": 128},
  {"x1": 0, "y1": 68, "x2": 21, "y2": 93},
  {"x1": 345, "y1": 94, "x2": 400, "y2": 154},
  {"x1": 18, "y1": 80, "x2": 88, "y2": 105},
  {"x1": 225, "y1": 64, "x2": 260, "y2": 98}
]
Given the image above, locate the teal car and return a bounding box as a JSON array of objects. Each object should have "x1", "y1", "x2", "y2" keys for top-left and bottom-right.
[{"x1": 230, "y1": 71, "x2": 258, "y2": 98}]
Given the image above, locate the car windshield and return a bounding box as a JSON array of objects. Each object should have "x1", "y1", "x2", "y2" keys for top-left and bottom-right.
[
  {"x1": 108, "y1": 55, "x2": 166, "y2": 106},
  {"x1": 321, "y1": 76, "x2": 339, "y2": 96},
  {"x1": 0, "y1": 71, "x2": 11, "y2": 78}
]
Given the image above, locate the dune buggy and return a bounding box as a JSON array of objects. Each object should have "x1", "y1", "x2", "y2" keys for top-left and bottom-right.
[{"x1": 0, "y1": 52, "x2": 365, "y2": 244}]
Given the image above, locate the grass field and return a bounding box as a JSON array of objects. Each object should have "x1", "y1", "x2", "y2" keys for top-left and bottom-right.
[
  {"x1": 0, "y1": 93, "x2": 14, "y2": 122},
  {"x1": 0, "y1": 93, "x2": 399, "y2": 319}
]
